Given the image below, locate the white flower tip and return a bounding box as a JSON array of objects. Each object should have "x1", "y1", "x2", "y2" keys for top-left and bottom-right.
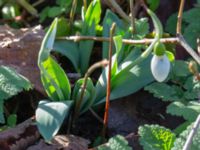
[{"x1": 151, "y1": 54, "x2": 170, "y2": 82}]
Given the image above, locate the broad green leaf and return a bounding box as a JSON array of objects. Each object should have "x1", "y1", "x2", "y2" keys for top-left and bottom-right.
[
  {"x1": 139, "y1": 124, "x2": 176, "y2": 150},
  {"x1": 167, "y1": 101, "x2": 200, "y2": 122},
  {"x1": 97, "y1": 135, "x2": 132, "y2": 150},
  {"x1": 36, "y1": 100, "x2": 73, "y2": 141},
  {"x1": 79, "y1": 22, "x2": 96, "y2": 75},
  {"x1": 38, "y1": 18, "x2": 58, "y2": 65},
  {"x1": 94, "y1": 53, "x2": 154, "y2": 105},
  {"x1": 144, "y1": 82, "x2": 181, "y2": 102},
  {"x1": 53, "y1": 40, "x2": 79, "y2": 72},
  {"x1": 85, "y1": 0, "x2": 101, "y2": 26},
  {"x1": 172, "y1": 121, "x2": 200, "y2": 150},
  {"x1": 41, "y1": 56, "x2": 71, "y2": 101},
  {"x1": 7, "y1": 114, "x2": 17, "y2": 127},
  {"x1": 72, "y1": 78, "x2": 96, "y2": 114},
  {"x1": 102, "y1": 10, "x2": 126, "y2": 59}
]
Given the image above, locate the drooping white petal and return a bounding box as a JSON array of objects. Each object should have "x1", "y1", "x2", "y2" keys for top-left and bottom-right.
[{"x1": 151, "y1": 54, "x2": 170, "y2": 82}]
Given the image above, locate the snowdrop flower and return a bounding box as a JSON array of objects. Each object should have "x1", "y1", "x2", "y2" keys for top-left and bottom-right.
[{"x1": 151, "y1": 42, "x2": 170, "y2": 82}]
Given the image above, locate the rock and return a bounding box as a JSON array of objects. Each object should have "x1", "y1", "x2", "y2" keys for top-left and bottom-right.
[{"x1": 0, "y1": 25, "x2": 45, "y2": 94}]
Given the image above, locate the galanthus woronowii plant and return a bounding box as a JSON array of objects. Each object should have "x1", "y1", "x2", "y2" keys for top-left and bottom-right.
[{"x1": 151, "y1": 42, "x2": 170, "y2": 82}]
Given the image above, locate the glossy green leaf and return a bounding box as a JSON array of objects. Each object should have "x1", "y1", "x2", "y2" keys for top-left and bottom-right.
[
  {"x1": 85, "y1": 0, "x2": 101, "y2": 26},
  {"x1": 36, "y1": 100, "x2": 73, "y2": 142},
  {"x1": 41, "y1": 56, "x2": 71, "y2": 101},
  {"x1": 53, "y1": 40, "x2": 79, "y2": 72},
  {"x1": 72, "y1": 78, "x2": 96, "y2": 113},
  {"x1": 38, "y1": 18, "x2": 58, "y2": 65},
  {"x1": 139, "y1": 124, "x2": 176, "y2": 150}
]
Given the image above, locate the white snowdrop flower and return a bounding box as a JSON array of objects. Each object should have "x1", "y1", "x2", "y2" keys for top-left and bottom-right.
[{"x1": 151, "y1": 54, "x2": 170, "y2": 82}]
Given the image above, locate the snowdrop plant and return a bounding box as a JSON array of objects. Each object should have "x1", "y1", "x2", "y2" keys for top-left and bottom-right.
[{"x1": 151, "y1": 42, "x2": 171, "y2": 82}]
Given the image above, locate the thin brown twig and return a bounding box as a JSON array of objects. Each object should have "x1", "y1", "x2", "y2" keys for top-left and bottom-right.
[
  {"x1": 73, "y1": 59, "x2": 109, "y2": 120},
  {"x1": 102, "y1": 23, "x2": 116, "y2": 138},
  {"x1": 177, "y1": 0, "x2": 185, "y2": 35},
  {"x1": 56, "y1": 36, "x2": 179, "y2": 44},
  {"x1": 130, "y1": 0, "x2": 136, "y2": 34},
  {"x1": 178, "y1": 35, "x2": 200, "y2": 65}
]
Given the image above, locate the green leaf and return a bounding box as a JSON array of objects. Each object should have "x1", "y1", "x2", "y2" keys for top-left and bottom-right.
[
  {"x1": 172, "y1": 121, "x2": 200, "y2": 150},
  {"x1": 79, "y1": 22, "x2": 96, "y2": 75},
  {"x1": 102, "y1": 10, "x2": 126, "y2": 59},
  {"x1": 165, "y1": 13, "x2": 178, "y2": 35},
  {"x1": 183, "y1": 23, "x2": 200, "y2": 49},
  {"x1": 7, "y1": 114, "x2": 17, "y2": 127},
  {"x1": 41, "y1": 56, "x2": 71, "y2": 101},
  {"x1": 36, "y1": 100, "x2": 73, "y2": 142},
  {"x1": 0, "y1": 66, "x2": 32, "y2": 100},
  {"x1": 134, "y1": 18, "x2": 150, "y2": 39},
  {"x1": 138, "y1": 124, "x2": 176, "y2": 150},
  {"x1": 173, "y1": 121, "x2": 191, "y2": 135},
  {"x1": 0, "y1": 66, "x2": 32, "y2": 123},
  {"x1": 167, "y1": 101, "x2": 200, "y2": 122},
  {"x1": 72, "y1": 78, "x2": 96, "y2": 114},
  {"x1": 165, "y1": 51, "x2": 175, "y2": 62},
  {"x1": 56, "y1": 17, "x2": 70, "y2": 37},
  {"x1": 56, "y1": 0, "x2": 72, "y2": 8},
  {"x1": 147, "y1": 0, "x2": 160, "y2": 11},
  {"x1": 94, "y1": 52, "x2": 154, "y2": 105},
  {"x1": 48, "y1": 6, "x2": 64, "y2": 18},
  {"x1": 53, "y1": 40, "x2": 79, "y2": 72},
  {"x1": 97, "y1": 135, "x2": 132, "y2": 150},
  {"x1": 183, "y1": 8, "x2": 200, "y2": 23},
  {"x1": 171, "y1": 60, "x2": 190, "y2": 77},
  {"x1": 144, "y1": 82, "x2": 180, "y2": 102},
  {"x1": 38, "y1": 18, "x2": 58, "y2": 64},
  {"x1": 85, "y1": 0, "x2": 101, "y2": 26},
  {"x1": 39, "y1": 7, "x2": 50, "y2": 23}
]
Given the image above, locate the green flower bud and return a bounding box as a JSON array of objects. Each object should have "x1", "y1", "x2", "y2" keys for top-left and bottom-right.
[{"x1": 153, "y1": 42, "x2": 166, "y2": 56}]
